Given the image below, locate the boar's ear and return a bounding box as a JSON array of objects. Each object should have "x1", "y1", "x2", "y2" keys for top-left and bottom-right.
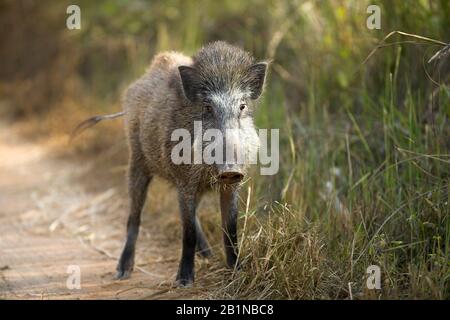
[
  {"x1": 246, "y1": 62, "x2": 269, "y2": 100},
  {"x1": 178, "y1": 65, "x2": 199, "y2": 102}
]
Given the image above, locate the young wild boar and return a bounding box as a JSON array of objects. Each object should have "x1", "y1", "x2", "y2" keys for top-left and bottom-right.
[{"x1": 77, "y1": 41, "x2": 269, "y2": 287}]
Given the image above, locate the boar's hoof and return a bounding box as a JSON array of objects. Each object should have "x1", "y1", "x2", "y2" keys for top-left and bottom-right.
[
  {"x1": 226, "y1": 258, "x2": 241, "y2": 270},
  {"x1": 174, "y1": 278, "x2": 194, "y2": 288},
  {"x1": 196, "y1": 246, "x2": 213, "y2": 259},
  {"x1": 115, "y1": 269, "x2": 132, "y2": 280}
]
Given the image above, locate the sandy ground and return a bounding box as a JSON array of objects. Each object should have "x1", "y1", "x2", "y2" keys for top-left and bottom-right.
[{"x1": 0, "y1": 122, "x2": 219, "y2": 299}]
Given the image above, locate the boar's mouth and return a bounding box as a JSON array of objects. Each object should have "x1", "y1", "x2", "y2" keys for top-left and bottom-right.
[{"x1": 218, "y1": 171, "x2": 244, "y2": 184}]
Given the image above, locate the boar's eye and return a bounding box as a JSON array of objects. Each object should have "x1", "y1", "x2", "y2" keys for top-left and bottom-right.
[
  {"x1": 203, "y1": 105, "x2": 213, "y2": 114},
  {"x1": 239, "y1": 104, "x2": 247, "y2": 111}
]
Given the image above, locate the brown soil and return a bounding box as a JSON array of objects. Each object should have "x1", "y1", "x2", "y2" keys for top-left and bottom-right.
[{"x1": 0, "y1": 122, "x2": 221, "y2": 300}]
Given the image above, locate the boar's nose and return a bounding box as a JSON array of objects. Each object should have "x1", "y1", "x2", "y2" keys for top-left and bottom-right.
[{"x1": 218, "y1": 171, "x2": 244, "y2": 184}]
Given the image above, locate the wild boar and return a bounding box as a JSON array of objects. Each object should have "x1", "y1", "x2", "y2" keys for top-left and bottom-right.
[{"x1": 74, "y1": 41, "x2": 269, "y2": 287}]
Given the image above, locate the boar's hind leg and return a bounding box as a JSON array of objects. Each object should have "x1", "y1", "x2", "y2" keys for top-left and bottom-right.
[
  {"x1": 195, "y1": 216, "x2": 212, "y2": 258},
  {"x1": 115, "y1": 155, "x2": 151, "y2": 280},
  {"x1": 220, "y1": 186, "x2": 239, "y2": 268},
  {"x1": 175, "y1": 190, "x2": 198, "y2": 287},
  {"x1": 193, "y1": 193, "x2": 212, "y2": 258}
]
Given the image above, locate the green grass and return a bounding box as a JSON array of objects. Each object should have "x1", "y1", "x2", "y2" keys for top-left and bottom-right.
[
  {"x1": 211, "y1": 49, "x2": 450, "y2": 298},
  {"x1": 213, "y1": 83, "x2": 449, "y2": 298},
  {"x1": 214, "y1": 54, "x2": 449, "y2": 298}
]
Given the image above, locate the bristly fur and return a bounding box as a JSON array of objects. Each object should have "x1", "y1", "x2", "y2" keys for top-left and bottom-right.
[{"x1": 192, "y1": 41, "x2": 255, "y2": 94}]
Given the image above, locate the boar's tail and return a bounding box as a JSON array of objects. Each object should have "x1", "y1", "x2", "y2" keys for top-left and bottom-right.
[{"x1": 70, "y1": 111, "x2": 125, "y2": 142}]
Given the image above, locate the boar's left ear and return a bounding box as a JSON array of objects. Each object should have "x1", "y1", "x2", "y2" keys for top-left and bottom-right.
[
  {"x1": 246, "y1": 62, "x2": 269, "y2": 100},
  {"x1": 178, "y1": 65, "x2": 199, "y2": 102}
]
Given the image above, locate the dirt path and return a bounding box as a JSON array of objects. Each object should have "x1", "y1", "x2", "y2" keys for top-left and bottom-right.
[{"x1": 0, "y1": 122, "x2": 216, "y2": 299}]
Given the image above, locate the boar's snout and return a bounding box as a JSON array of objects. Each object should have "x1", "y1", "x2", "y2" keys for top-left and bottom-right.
[{"x1": 218, "y1": 170, "x2": 244, "y2": 184}]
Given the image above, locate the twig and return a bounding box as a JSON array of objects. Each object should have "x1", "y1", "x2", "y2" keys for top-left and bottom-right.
[
  {"x1": 76, "y1": 236, "x2": 165, "y2": 279},
  {"x1": 361, "y1": 30, "x2": 447, "y2": 66},
  {"x1": 428, "y1": 44, "x2": 450, "y2": 63}
]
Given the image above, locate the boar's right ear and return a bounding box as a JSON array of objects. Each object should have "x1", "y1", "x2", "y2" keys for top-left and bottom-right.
[{"x1": 178, "y1": 66, "x2": 199, "y2": 102}]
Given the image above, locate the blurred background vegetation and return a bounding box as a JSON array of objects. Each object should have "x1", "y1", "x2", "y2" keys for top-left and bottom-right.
[{"x1": 0, "y1": 0, "x2": 449, "y2": 299}]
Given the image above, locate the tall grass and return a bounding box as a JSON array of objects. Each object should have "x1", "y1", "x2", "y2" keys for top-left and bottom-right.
[
  {"x1": 1, "y1": 0, "x2": 448, "y2": 298},
  {"x1": 213, "y1": 73, "x2": 449, "y2": 299}
]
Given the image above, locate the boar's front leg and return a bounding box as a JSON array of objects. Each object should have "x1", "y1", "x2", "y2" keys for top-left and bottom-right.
[
  {"x1": 175, "y1": 189, "x2": 198, "y2": 287},
  {"x1": 116, "y1": 154, "x2": 151, "y2": 280},
  {"x1": 220, "y1": 186, "x2": 239, "y2": 268}
]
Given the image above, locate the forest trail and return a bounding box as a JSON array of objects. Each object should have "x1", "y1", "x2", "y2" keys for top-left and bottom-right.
[{"x1": 0, "y1": 122, "x2": 215, "y2": 299}]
